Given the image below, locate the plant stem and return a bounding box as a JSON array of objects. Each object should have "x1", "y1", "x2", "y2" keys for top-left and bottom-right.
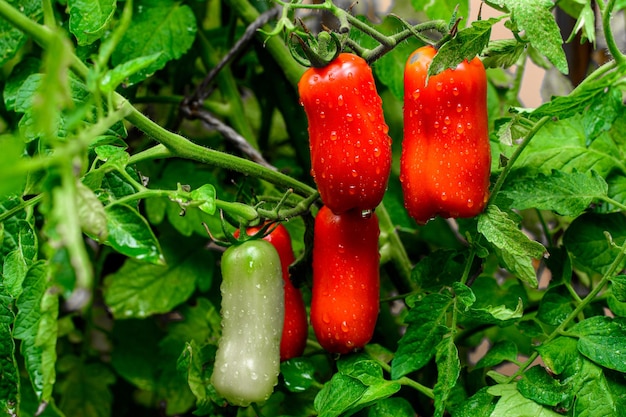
[
  {"x1": 602, "y1": 0, "x2": 626, "y2": 65},
  {"x1": 120, "y1": 101, "x2": 317, "y2": 197},
  {"x1": 377, "y1": 203, "x2": 416, "y2": 292},
  {"x1": 488, "y1": 116, "x2": 550, "y2": 202},
  {"x1": 0, "y1": 195, "x2": 44, "y2": 223},
  {"x1": 223, "y1": 0, "x2": 305, "y2": 87}
]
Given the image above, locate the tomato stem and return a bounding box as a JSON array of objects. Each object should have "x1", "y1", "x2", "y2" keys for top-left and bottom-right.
[{"x1": 602, "y1": 0, "x2": 626, "y2": 65}]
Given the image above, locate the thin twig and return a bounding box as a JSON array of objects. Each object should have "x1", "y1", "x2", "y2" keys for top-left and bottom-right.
[{"x1": 185, "y1": 6, "x2": 281, "y2": 106}]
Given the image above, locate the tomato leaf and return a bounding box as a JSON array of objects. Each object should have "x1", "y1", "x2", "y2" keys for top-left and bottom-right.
[
  {"x1": 14, "y1": 262, "x2": 58, "y2": 402},
  {"x1": 0, "y1": 284, "x2": 18, "y2": 415},
  {"x1": 391, "y1": 293, "x2": 452, "y2": 379},
  {"x1": 482, "y1": 39, "x2": 526, "y2": 69},
  {"x1": 487, "y1": 383, "x2": 564, "y2": 416},
  {"x1": 513, "y1": 117, "x2": 625, "y2": 179},
  {"x1": 281, "y1": 358, "x2": 318, "y2": 393},
  {"x1": 100, "y1": 52, "x2": 162, "y2": 92},
  {"x1": 537, "y1": 286, "x2": 573, "y2": 326},
  {"x1": 102, "y1": 233, "x2": 211, "y2": 319},
  {"x1": 314, "y1": 373, "x2": 368, "y2": 417},
  {"x1": 58, "y1": 358, "x2": 116, "y2": 416},
  {"x1": 433, "y1": 336, "x2": 460, "y2": 417},
  {"x1": 429, "y1": 18, "x2": 498, "y2": 78},
  {"x1": 563, "y1": 213, "x2": 626, "y2": 275},
  {"x1": 104, "y1": 204, "x2": 163, "y2": 264},
  {"x1": 0, "y1": 0, "x2": 42, "y2": 66},
  {"x1": 498, "y1": 170, "x2": 608, "y2": 217},
  {"x1": 477, "y1": 205, "x2": 546, "y2": 288},
  {"x1": 68, "y1": 0, "x2": 116, "y2": 46},
  {"x1": 506, "y1": 0, "x2": 569, "y2": 74},
  {"x1": 111, "y1": 0, "x2": 197, "y2": 85},
  {"x1": 569, "y1": 316, "x2": 626, "y2": 373},
  {"x1": 367, "y1": 397, "x2": 415, "y2": 417}
]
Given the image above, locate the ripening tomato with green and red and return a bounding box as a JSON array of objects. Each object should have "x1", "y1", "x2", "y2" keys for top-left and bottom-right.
[
  {"x1": 401, "y1": 45, "x2": 491, "y2": 224},
  {"x1": 236, "y1": 223, "x2": 308, "y2": 361},
  {"x1": 298, "y1": 53, "x2": 392, "y2": 214},
  {"x1": 311, "y1": 206, "x2": 380, "y2": 354}
]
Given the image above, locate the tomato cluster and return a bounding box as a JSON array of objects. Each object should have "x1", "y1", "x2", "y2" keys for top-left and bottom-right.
[{"x1": 212, "y1": 45, "x2": 491, "y2": 406}]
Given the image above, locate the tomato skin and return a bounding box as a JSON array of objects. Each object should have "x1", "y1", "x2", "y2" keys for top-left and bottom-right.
[
  {"x1": 211, "y1": 240, "x2": 284, "y2": 406},
  {"x1": 298, "y1": 53, "x2": 392, "y2": 214},
  {"x1": 239, "y1": 224, "x2": 308, "y2": 361},
  {"x1": 311, "y1": 206, "x2": 380, "y2": 354},
  {"x1": 401, "y1": 45, "x2": 491, "y2": 224}
]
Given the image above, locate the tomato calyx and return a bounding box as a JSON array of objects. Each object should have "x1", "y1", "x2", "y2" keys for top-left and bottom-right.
[{"x1": 289, "y1": 30, "x2": 342, "y2": 68}]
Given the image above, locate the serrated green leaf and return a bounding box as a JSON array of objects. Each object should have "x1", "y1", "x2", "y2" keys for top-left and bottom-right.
[
  {"x1": 104, "y1": 204, "x2": 163, "y2": 264},
  {"x1": 573, "y1": 359, "x2": 621, "y2": 416},
  {"x1": 68, "y1": 0, "x2": 116, "y2": 45},
  {"x1": 475, "y1": 340, "x2": 518, "y2": 369},
  {"x1": 537, "y1": 286, "x2": 573, "y2": 326},
  {"x1": 367, "y1": 397, "x2": 415, "y2": 417},
  {"x1": 0, "y1": 284, "x2": 18, "y2": 416},
  {"x1": 477, "y1": 205, "x2": 546, "y2": 287},
  {"x1": 314, "y1": 373, "x2": 368, "y2": 417},
  {"x1": 498, "y1": 170, "x2": 608, "y2": 216},
  {"x1": 433, "y1": 336, "x2": 460, "y2": 417},
  {"x1": 535, "y1": 336, "x2": 581, "y2": 376},
  {"x1": 336, "y1": 356, "x2": 402, "y2": 415},
  {"x1": 178, "y1": 340, "x2": 218, "y2": 416},
  {"x1": 517, "y1": 366, "x2": 572, "y2": 407},
  {"x1": 14, "y1": 262, "x2": 57, "y2": 402},
  {"x1": 189, "y1": 184, "x2": 217, "y2": 215},
  {"x1": 610, "y1": 276, "x2": 626, "y2": 302},
  {"x1": 507, "y1": 0, "x2": 568, "y2": 74},
  {"x1": 582, "y1": 87, "x2": 624, "y2": 144},
  {"x1": 563, "y1": 213, "x2": 626, "y2": 275},
  {"x1": 0, "y1": 0, "x2": 42, "y2": 66},
  {"x1": 429, "y1": 19, "x2": 498, "y2": 78},
  {"x1": 454, "y1": 387, "x2": 497, "y2": 417},
  {"x1": 487, "y1": 383, "x2": 563, "y2": 416},
  {"x1": 100, "y1": 52, "x2": 162, "y2": 92},
  {"x1": 391, "y1": 293, "x2": 452, "y2": 379},
  {"x1": 111, "y1": 0, "x2": 197, "y2": 86},
  {"x1": 453, "y1": 282, "x2": 476, "y2": 311},
  {"x1": 482, "y1": 39, "x2": 526, "y2": 69},
  {"x1": 513, "y1": 116, "x2": 626, "y2": 178},
  {"x1": 102, "y1": 234, "x2": 211, "y2": 319},
  {"x1": 569, "y1": 316, "x2": 626, "y2": 372}
]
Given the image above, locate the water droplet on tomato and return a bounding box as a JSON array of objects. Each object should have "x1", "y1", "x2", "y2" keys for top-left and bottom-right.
[
  {"x1": 457, "y1": 103, "x2": 463, "y2": 113},
  {"x1": 341, "y1": 321, "x2": 349, "y2": 332},
  {"x1": 467, "y1": 199, "x2": 474, "y2": 208},
  {"x1": 466, "y1": 122, "x2": 473, "y2": 130},
  {"x1": 320, "y1": 111, "x2": 326, "y2": 119},
  {"x1": 457, "y1": 123, "x2": 464, "y2": 134},
  {"x1": 412, "y1": 89, "x2": 420, "y2": 99},
  {"x1": 444, "y1": 116, "x2": 451, "y2": 125},
  {"x1": 346, "y1": 113, "x2": 353, "y2": 121},
  {"x1": 382, "y1": 124, "x2": 389, "y2": 134},
  {"x1": 330, "y1": 131, "x2": 337, "y2": 141},
  {"x1": 436, "y1": 82, "x2": 443, "y2": 91},
  {"x1": 441, "y1": 192, "x2": 447, "y2": 201},
  {"x1": 351, "y1": 170, "x2": 358, "y2": 177},
  {"x1": 367, "y1": 112, "x2": 375, "y2": 121},
  {"x1": 338, "y1": 94, "x2": 344, "y2": 106},
  {"x1": 442, "y1": 126, "x2": 448, "y2": 134},
  {"x1": 434, "y1": 121, "x2": 440, "y2": 129},
  {"x1": 452, "y1": 87, "x2": 459, "y2": 96},
  {"x1": 322, "y1": 313, "x2": 330, "y2": 323},
  {"x1": 347, "y1": 71, "x2": 353, "y2": 79},
  {"x1": 373, "y1": 147, "x2": 381, "y2": 157}
]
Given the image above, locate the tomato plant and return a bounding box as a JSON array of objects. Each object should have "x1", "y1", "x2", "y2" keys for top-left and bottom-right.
[{"x1": 0, "y1": 0, "x2": 625, "y2": 416}]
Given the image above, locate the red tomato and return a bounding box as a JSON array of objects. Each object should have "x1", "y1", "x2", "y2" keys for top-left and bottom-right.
[
  {"x1": 401, "y1": 45, "x2": 491, "y2": 224},
  {"x1": 298, "y1": 53, "x2": 392, "y2": 214},
  {"x1": 311, "y1": 206, "x2": 380, "y2": 354}
]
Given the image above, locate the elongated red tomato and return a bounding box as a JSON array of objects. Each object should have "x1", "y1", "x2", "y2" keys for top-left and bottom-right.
[
  {"x1": 298, "y1": 53, "x2": 392, "y2": 214},
  {"x1": 237, "y1": 224, "x2": 308, "y2": 361},
  {"x1": 401, "y1": 45, "x2": 491, "y2": 224},
  {"x1": 311, "y1": 206, "x2": 380, "y2": 354}
]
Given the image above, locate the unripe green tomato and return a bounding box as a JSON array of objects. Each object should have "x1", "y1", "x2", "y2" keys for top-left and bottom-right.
[{"x1": 211, "y1": 239, "x2": 285, "y2": 406}]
